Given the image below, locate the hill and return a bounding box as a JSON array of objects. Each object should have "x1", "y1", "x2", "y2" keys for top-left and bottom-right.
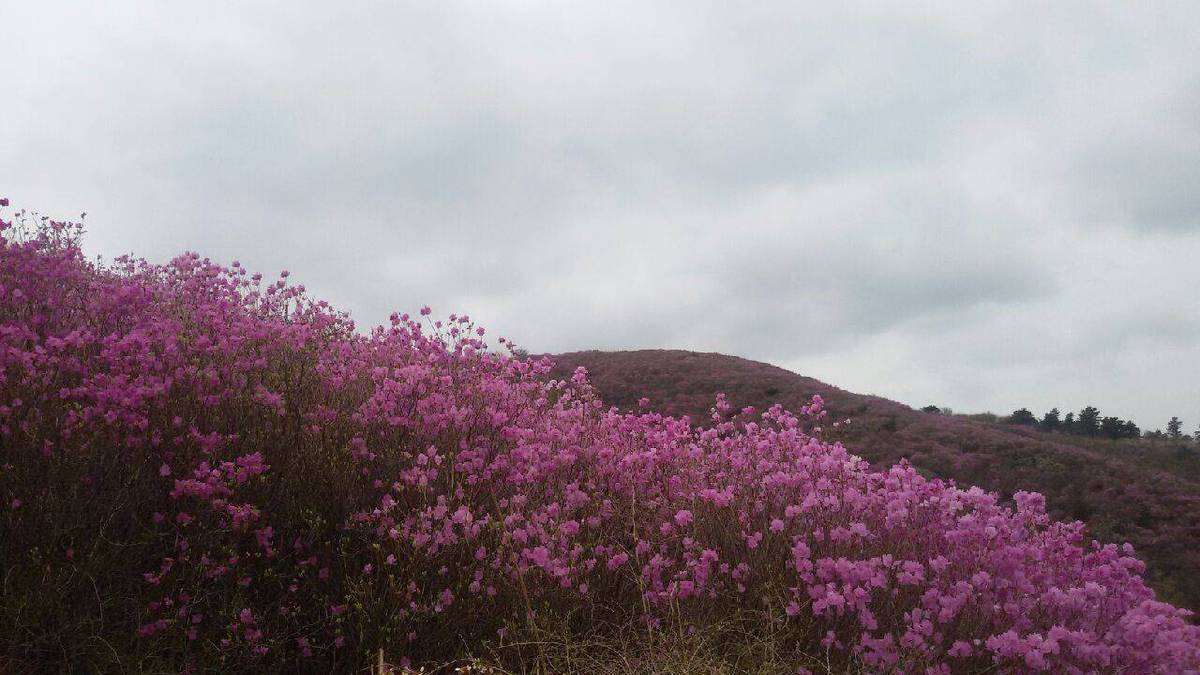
[
  {"x1": 3, "y1": 208, "x2": 1199, "y2": 672},
  {"x1": 551, "y1": 350, "x2": 1200, "y2": 611}
]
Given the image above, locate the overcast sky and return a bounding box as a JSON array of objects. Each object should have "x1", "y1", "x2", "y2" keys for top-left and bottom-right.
[{"x1": 3, "y1": 1, "x2": 1199, "y2": 429}]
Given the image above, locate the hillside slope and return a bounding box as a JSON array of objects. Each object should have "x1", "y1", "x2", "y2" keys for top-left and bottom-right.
[
  {"x1": 4, "y1": 211, "x2": 1200, "y2": 671},
  {"x1": 551, "y1": 350, "x2": 1200, "y2": 611}
]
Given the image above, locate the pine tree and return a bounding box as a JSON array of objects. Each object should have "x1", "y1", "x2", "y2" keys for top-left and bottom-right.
[
  {"x1": 1167, "y1": 416, "x2": 1183, "y2": 440},
  {"x1": 1078, "y1": 406, "x2": 1101, "y2": 436},
  {"x1": 1009, "y1": 408, "x2": 1038, "y2": 426},
  {"x1": 1100, "y1": 416, "x2": 1125, "y2": 440},
  {"x1": 1121, "y1": 420, "x2": 1140, "y2": 439},
  {"x1": 1041, "y1": 408, "x2": 1061, "y2": 431}
]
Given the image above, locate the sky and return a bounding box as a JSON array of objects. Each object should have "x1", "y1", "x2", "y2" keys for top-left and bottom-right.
[{"x1": 3, "y1": 1, "x2": 1199, "y2": 430}]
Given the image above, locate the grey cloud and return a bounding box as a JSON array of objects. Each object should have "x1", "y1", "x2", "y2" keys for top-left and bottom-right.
[
  {"x1": 3, "y1": 1, "x2": 1200, "y2": 426},
  {"x1": 1070, "y1": 142, "x2": 1200, "y2": 232},
  {"x1": 681, "y1": 177, "x2": 1055, "y2": 359}
]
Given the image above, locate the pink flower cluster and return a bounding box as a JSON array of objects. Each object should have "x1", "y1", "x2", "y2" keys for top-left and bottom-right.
[{"x1": 1, "y1": 205, "x2": 1198, "y2": 672}]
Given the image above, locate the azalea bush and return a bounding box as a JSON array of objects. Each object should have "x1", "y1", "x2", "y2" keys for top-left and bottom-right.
[
  {"x1": 552, "y1": 349, "x2": 1200, "y2": 614},
  {"x1": 1, "y1": 203, "x2": 1199, "y2": 673}
]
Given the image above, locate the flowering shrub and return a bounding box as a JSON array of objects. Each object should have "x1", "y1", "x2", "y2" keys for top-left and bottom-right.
[
  {"x1": 554, "y1": 349, "x2": 1200, "y2": 614},
  {"x1": 1, "y1": 203, "x2": 1199, "y2": 673}
]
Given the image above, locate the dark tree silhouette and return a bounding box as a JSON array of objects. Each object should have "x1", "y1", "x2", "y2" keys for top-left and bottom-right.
[
  {"x1": 1101, "y1": 416, "x2": 1125, "y2": 440},
  {"x1": 1041, "y1": 408, "x2": 1061, "y2": 431},
  {"x1": 1168, "y1": 416, "x2": 1184, "y2": 440},
  {"x1": 1078, "y1": 406, "x2": 1101, "y2": 437},
  {"x1": 1122, "y1": 420, "x2": 1141, "y2": 439},
  {"x1": 1008, "y1": 408, "x2": 1038, "y2": 426}
]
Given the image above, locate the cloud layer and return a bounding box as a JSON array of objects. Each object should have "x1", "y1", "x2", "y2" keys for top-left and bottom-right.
[{"x1": 3, "y1": 1, "x2": 1199, "y2": 428}]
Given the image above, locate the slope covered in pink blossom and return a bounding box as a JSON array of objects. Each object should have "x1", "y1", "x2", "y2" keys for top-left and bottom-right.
[
  {"x1": 551, "y1": 349, "x2": 1200, "y2": 614},
  {"x1": 2, "y1": 206, "x2": 1199, "y2": 672}
]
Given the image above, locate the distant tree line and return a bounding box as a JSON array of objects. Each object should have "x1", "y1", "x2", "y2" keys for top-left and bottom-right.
[
  {"x1": 1021, "y1": 406, "x2": 1141, "y2": 439},
  {"x1": 922, "y1": 404, "x2": 1200, "y2": 443}
]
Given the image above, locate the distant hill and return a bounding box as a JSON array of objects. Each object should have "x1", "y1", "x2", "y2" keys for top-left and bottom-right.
[{"x1": 551, "y1": 349, "x2": 1200, "y2": 612}]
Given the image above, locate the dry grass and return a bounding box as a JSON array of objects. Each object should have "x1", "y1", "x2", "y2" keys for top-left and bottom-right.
[{"x1": 375, "y1": 611, "x2": 847, "y2": 675}]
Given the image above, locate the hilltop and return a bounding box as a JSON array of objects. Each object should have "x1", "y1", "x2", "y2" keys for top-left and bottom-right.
[{"x1": 551, "y1": 350, "x2": 1200, "y2": 611}]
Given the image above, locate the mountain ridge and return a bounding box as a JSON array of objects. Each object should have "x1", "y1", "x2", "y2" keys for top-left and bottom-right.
[{"x1": 550, "y1": 349, "x2": 1200, "y2": 611}]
